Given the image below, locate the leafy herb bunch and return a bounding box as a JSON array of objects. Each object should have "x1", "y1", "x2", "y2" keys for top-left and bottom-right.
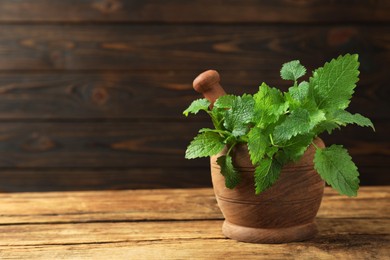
[{"x1": 183, "y1": 54, "x2": 374, "y2": 197}]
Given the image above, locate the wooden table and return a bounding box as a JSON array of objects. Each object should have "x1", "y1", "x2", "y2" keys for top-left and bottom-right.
[{"x1": 0, "y1": 187, "x2": 388, "y2": 259}]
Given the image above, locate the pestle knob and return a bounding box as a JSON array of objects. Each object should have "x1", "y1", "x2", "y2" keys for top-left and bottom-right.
[{"x1": 193, "y1": 70, "x2": 226, "y2": 107}]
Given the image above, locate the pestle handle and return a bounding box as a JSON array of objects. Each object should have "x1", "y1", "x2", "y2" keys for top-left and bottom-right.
[{"x1": 193, "y1": 70, "x2": 226, "y2": 107}]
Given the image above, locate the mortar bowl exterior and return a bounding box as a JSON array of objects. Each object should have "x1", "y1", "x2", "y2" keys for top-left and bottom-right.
[{"x1": 210, "y1": 138, "x2": 325, "y2": 243}]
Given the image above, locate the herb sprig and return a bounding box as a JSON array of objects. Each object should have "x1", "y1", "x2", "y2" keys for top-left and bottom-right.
[{"x1": 184, "y1": 54, "x2": 374, "y2": 197}]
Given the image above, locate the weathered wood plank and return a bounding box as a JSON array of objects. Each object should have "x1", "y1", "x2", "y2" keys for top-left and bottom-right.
[
  {"x1": 0, "y1": 70, "x2": 387, "y2": 120},
  {"x1": 0, "y1": 168, "x2": 212, "y2": 192},
  {"x1": 0, "y1": 187, "x2": 388, "y2": 259},
  {"x1": 0, "y1": 165, "x2": 387, "y2": 192},
  {"x1": 0, "y1": 188, "x2": 221, "y2": 224},
  {"x1": 0, "y1": 187, "x2": 388, "y2": 224},
  {"x1": 0, "y1": 121, "x2": 385, "y2": 168},
  {"x1": 0, "y1": 219, "x2": 388, "y2": 246},
  {"x1": 0, "y1": 237, "x2": 388, "y2": 260},
  {"x1": 0, "y1": 25, "x2": 388, "y2": 71},
  {"x1": 0, "y1": 121, "x2": 206, "y2": 168},
  {"x1": 0, "y1": 0, "x2": 388, "y2": 23}
]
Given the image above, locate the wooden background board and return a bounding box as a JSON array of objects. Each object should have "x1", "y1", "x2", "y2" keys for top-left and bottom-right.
[
  {"x1": 0, "y1": 1, "x2": 388, "y2": 191},
  {"x1": 0, "y1": 0, "x2": 389, "y2": 23}
]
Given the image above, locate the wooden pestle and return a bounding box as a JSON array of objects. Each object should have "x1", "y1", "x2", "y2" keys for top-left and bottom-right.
[{"x1": 193, "y1": 70, "x2": 226, "y2": 107}]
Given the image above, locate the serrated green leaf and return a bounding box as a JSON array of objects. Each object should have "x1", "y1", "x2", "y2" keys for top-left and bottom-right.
[
  {"x1": 185, "y1": 132, "x2": 225, "y2": 159},
  {"x1": 210, "y1": 107, "x2": 225, "y2": 130},
  {"x1": 217, "y1": 155, "x2": 241, "y2": 189},
  {"x1": 183, "y1": 98, "x2": 210, "y2": 116},
  {"x1": 214, "y1": 95, "x2": 236, "y2": 109},
  {"x1": 254, "y1": 158, "x2": 282, "y2": 194},
  {"x1": 280, "y1": 60, "x2": 306, "y2": 81},
  {"x1": 288, "y1": 81, "x2": 310, "y2": 104},
  {"x1": 314, "y1": 121, "x2": 340, "y2": 135},
  {"x1": 274, "y1": 150, "x2": 289, "y2": 165},
  {"x1": 223, "y1": 94, "x2": 254, "y2": 137},
  {"x1": 266, "y1": 146, "x2": 279, "y2": 158},
  {"x1": 223, "y1": 135, "x2": 236, "y2": 145},
  {"x1": 309, "y1": 109, "x2": 326, "y2": 129},
  {"x1": 282, "y1": 134, "x2": 314, "y2": 161},
  {"x1": 330, "y1": 110, "x2": 375, "y2": 130},
  {"x1": 253, "y1": 83, "x2": 288, "y2": 127},
  {"x1": 284, "y1": 93, "x2": 298, "y2": 110},
  {"x1": 314, "y1": 145, "x2": 359, "y2": 197},
  {"x1": 247, "y1": 127, "x2": 269, "y2": 165},
  {"x1": 273, "y1": 108, "x2": 311, "y2": 143},
  {"x1": 310, "y1": 54, "x2": 359, "y2": 111}
]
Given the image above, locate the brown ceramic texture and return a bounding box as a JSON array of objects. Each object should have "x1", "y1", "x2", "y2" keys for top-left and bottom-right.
[{"x1": 210, "y1": 138, "x2": 325, "y2": 243}]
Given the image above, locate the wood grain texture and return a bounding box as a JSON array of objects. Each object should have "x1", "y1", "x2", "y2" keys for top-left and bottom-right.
[
  {"x1": 0, "y1": 25, "x2": 387, "y2": 71},
  {"x1": 0, "y1": 188, "x2": 221, "y2": 224},
  {"x1": 0, "y1": 187, "x2": 387, "y2": 224},
  {"x1": 0, "y1": 70, "x2": 386, "y2": 120},
  {"x1": 0, "y1": 166, "x2": 387, "y2": 192},
  {"x1": 0, "y1": 237, "x2": 388, "y2": 260},
  {"x1": 0, "y1": 168, "x2": 211, "y2": 192},
  {"x1": 0, "y1": 121, "x2": 205, "y2": 168},
  {"x1": 0, "y1": 0, "x2": 387, "y2": 191},
  {"x1": 0, "y1": 187, "x2": 388, "y2": 259},
  {"x1": 0, "y1": 0, "x2": 388, "y2": 23},
  {"x1": 0, "y1": 219, "x2": 388, "y2": 247},
  {"x1": 0, "y1": 121, "x2": 385, "y2": 168}
]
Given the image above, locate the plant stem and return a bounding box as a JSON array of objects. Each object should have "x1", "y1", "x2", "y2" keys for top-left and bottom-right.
[
  {"x1": 206, "y1": 111, "x2": 219, "y2": 129},
  {"x1": 206, "y1": 129, "x2": 230, "y2": 136},
  {"x1": 227, "y1": 142, "x2": 236, "y2": 156},
  {"x1": 311, "y1": 140, "x2": 319, "y2": 150},
  {"x1": 269, "y1": 134, "x2": 275, "y2": 146}
]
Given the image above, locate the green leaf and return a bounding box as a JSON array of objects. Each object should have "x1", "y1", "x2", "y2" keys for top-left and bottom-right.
[
  {"x1": 309, "y1": 109, "x2": 326, "y2": 129},
  {"x1": 314, "y1": 121, "x2": 340, "y2": 135},
  {"x1": 314, "y1": 145, "x2": 359, "y2": 197},
  {"x1": 273, "y1": 108, "x2": 311, "y2": 143},
  {"x1": 223, "y1": 94, "x2": 254, "y2": 137},
  {"x1": 183, "y1": 98, "x2": 210, "y2": 116},
  {"x1": 288, "y1": 81, "x2": 310, "y2": 104},
  {"x1": 223, "y1": 135, "x2": 236, "y2": 145},
  {"x1": 247, "y1": 127, "x2": 269, "y2": 165},
  {"x1": 286, "y1": 81, "x2": 318, "y2": 113},
  {"x1": 282, "y1": 134, "x2": 314, "y2": 162},
  {"x1": 330, "y1": 110, "x2": 375, "y2": 130},
  {"x1": 280, "y1": 60, "x2": 306, "y2": 81},
  {"x1": 310, "y1": 54, "x2": 360, "y2": 111},
  {"x1": 217, "y1": 155, "x2": 241, "y2": 189},
  {"x1": 266, "y1": 146, "x2": 279, "y2": 158},
  {"x1": 210, "y1": 107, "x2": 225, "y2": 130},
  {"x1": 214, "y1": 95, "x2": 236, "y2": 109},
  {"x1": 253, "y1": 83, "x2": 288, "y2": 127},
  {"x1": 254, "y1": 158, "x2": 282, "y2": 194},
  {"x1": 185, "y1": 132, "x2": 225, "y2": 159}
]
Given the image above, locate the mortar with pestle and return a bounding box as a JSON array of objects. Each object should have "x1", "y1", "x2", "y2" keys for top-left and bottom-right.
[{"x1": 192, "y1": 70, "x2": 325, "y2": 244}]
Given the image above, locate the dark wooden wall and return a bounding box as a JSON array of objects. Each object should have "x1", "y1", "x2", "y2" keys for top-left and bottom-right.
[{"x1": 0, "y1": 1, "x2": 388, "y2": 191}]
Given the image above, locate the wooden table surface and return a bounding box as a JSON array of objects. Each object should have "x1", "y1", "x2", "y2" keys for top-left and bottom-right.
[{"x1": 0, "y1": 187, "x2": 389, "y2": 259}]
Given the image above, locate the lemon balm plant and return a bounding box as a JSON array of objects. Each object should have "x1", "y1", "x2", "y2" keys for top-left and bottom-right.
[{"x1": 184, "y1": 54, "x2": 374, "y2": 197}]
